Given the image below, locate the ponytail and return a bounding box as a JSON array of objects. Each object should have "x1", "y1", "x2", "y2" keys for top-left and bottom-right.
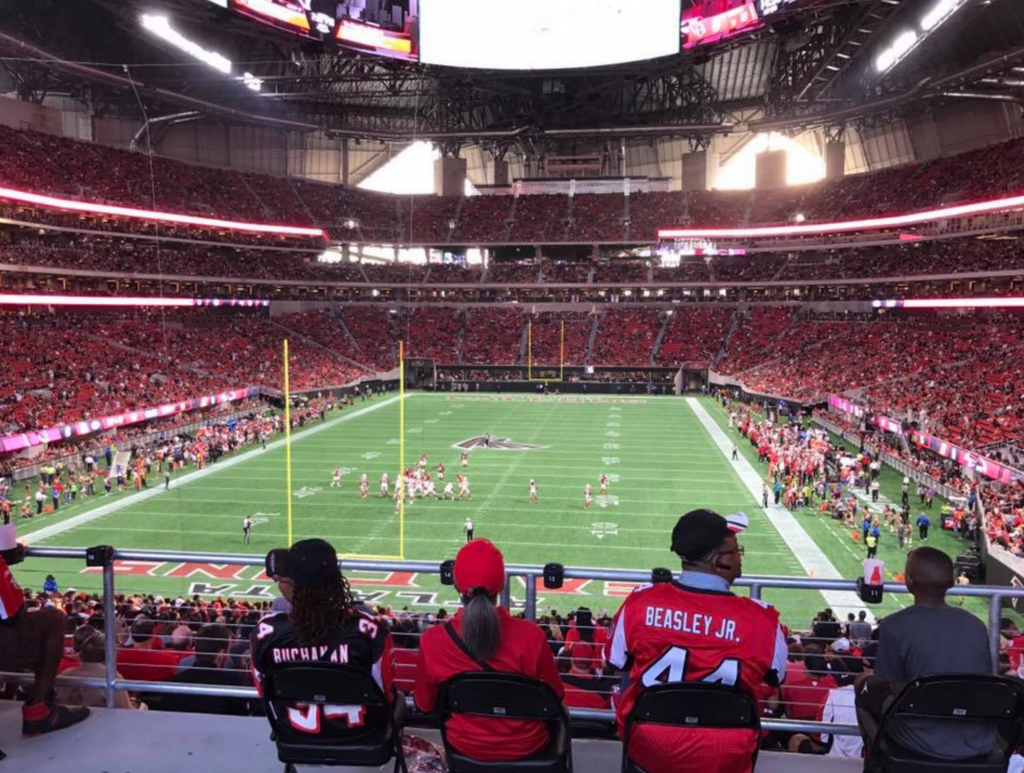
[{"x1": 460, "y1": 590, "x2": 501, "y2": 664}]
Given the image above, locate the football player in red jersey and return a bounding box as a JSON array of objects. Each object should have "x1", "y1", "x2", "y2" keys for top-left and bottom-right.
[
  {"x1": 251, "y1": 539, "x2": 394, "y2": 739},
  {"x1": 605, "y1": 509, "x2": 788, "y2": 773}
]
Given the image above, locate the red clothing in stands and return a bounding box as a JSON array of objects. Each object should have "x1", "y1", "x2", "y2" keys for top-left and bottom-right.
[
  {"x1": 561, "y1": 673, "x2": 611, "y2": 710},
  {"x1": 780, "y1": 661, "x2": 836, "y2": 721},
  {"x1": 392, "y1": 646, "x2": 418, "y2": 694},
  {"x1": 563, "y1": 624, "x2": 609, "y2": 669},
  {"x1": 606, "y1": 579, "x2": 787, "y2": 773},
  {"x1": 0, "y1": 556, "x2": 24, "y2": 621},
  {"x1": 415, "y1": 606, "x2": 564, "y2": 761},
  {"x1": 116, "y1": 644, "x2": 182, "y2": 682},
  {"x1": 1006, "y1": 634, "x2": 1024, "y2": 671}
]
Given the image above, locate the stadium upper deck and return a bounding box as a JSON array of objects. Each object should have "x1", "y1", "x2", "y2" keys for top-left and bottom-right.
[{"x1": 4, "y1": 125, "x2": 1024, "y2": 245}]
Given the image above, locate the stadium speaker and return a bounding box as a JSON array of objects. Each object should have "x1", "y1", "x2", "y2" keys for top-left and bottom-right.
[
  {"x1": 439, "y1": 559, "x2": 455, "y2": 586},
  {"x1": 86, "y1": 545, "x2": 115, "y2": 568},
  {"x1": 652, "y1": 567, "x2": 673, "y2": 584},
  {"x1": 543, "y1": 563, "x2": 564, "y2": 589}
]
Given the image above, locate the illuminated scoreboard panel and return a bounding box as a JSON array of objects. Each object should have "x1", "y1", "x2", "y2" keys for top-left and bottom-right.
[
  {"x1": 228, "y1": 0, "x2": 417, "y2": 60},
  {"x1": 223, "y1": 0, "x2": 806, "y2": 64}
]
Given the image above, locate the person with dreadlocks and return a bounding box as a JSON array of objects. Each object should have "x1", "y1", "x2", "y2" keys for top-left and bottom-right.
[
  {"x1": 414, "y1": 539, "x2": 563, "y2": 762},
  {"x1": 250, "y1": 538, "x2": 395, "y2": 737}
]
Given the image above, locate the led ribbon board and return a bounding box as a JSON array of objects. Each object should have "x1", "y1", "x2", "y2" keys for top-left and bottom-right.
[
  {"x1": 0, "y1": 388, "x2": 261, "y2": 454},
  {"x1": 829, "y1": 395, "x2": 1020, "y2": 484},
  {"x1": 0, "y1": 295, "x2": 271, "y2": 308},
  {"x1": 0, "y1": 186, "x2": 326, "y2": 238},
  {"x1": 659, "y1": 193, "x2": 1024, "y2": 240},
  {"x1": 874, "y1": 298, "x2": 1024, "y2": 310}
]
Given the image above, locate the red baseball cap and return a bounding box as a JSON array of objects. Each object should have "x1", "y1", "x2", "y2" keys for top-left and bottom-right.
[{"x1": 454, "y1": 539, "x2": 505, "y2": 595}]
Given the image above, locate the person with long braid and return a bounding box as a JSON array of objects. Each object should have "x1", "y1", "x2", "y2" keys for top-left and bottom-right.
[
  {"x1": 414, "y1": 539, "x2": 563, "y2": 761},
  {"x1": 251, "y1": 539, "x2": 394, "y2": 737}
]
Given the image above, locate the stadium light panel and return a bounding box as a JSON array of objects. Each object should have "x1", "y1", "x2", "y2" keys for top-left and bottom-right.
[
  {"x1": 140, "y1": 14, "x2": 232, "y2": 74},
  {"x1": 0, "y1": 185, "x2": 326, "y2": 238},
  {"x1": 921, "y1": 0, "x2": 965, "y2": 31},
  {"x1": 241, "y1": 71, "x2": 263, "y2": 91},
  {"x1": 874, "y1": 0, "x2": 968, "y2": 75},
  {"x1": 657, "y1": 192, "x2": 1024, "y2": 240}
]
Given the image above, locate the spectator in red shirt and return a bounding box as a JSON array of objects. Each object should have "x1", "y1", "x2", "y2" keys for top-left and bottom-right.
[
  {"x1": 562, "y1": 607, "x2": 608, "y2": 673},
  {"x1": 560, "y1": 647, "x2": 612, "y2": 710},
  {"x1": 780, "y1": 643, "x2": 836, "y2": 722},
  {"x1": 1000, "y1": 618, "x2": 1024, "y2": 674},
  {"x1": 414, "y1": 539, "x2": 564, "y2": 762},
  {"x1": 116, "y1": 616, "x2": 182, "y2": 682},
  {"x1": 0, "y1": 544, "x2": 90, "y2": 739}
]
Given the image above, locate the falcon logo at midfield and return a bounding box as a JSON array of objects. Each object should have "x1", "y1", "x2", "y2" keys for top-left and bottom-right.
[{"x1": 453, "y1": 434, "x2": 547, "y2": 451}]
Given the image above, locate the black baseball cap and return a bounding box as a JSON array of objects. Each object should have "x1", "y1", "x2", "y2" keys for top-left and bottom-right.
[
  {"x1": 670, "y1": 509, "x2": 733, "y2": 561},
  {"x1": 266, "y1": 539, "x2": 341, "y2": 589}
]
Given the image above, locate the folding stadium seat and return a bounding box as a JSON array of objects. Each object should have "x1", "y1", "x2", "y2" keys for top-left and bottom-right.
[
  {"x1": 437, "y1": 672, "x2": 573, "y2": 772},
  {"x1": 259, "y1": 663, "x2": 408, "y2": 773},
  {"x1": 620, "y1": 682, "x2": 761, "y2": 773},
  {"x1": 863, "y1": 674, "x2": 1024, "y2": 773}
]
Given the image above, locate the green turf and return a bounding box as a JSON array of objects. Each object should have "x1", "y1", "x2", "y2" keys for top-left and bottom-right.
[{"x1": 12, "y1": 393, "x2": 995, "y2": 628}]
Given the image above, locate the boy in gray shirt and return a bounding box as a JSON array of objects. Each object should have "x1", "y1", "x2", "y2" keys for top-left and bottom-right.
[{"x1": 857, "y1": 547, "x2": 994, "y2": 760}]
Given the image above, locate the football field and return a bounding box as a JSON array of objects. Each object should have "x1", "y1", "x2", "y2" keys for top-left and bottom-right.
[{"x1": 15, "y1": 393, "x2": 989, "y2": 627}]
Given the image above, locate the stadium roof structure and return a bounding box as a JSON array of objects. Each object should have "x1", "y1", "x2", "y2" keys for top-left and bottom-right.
[{"x1": 1, "y1": 0, "x2": 1024, "y2": 154}]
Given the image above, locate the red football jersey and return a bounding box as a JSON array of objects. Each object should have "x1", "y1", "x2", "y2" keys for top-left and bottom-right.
[
  {"x1": 0, "y1": 556, "x2": 25, "y2": 621},
  {"x1": 606, "y1": 580, "x2": 787, "y2": 773}
]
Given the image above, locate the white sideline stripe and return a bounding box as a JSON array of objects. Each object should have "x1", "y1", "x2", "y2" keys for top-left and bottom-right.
[
  {"x1": 685, "y1": 398, "x2": 872, "y2": 620},
  {"x1": 22, "y1": 395, "x2": 408, "y2": 546}
]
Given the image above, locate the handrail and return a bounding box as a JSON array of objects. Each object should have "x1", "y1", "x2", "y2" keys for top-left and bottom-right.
[{"x1": 18, "y1": 543, "x2": 1024, "y2": 722}]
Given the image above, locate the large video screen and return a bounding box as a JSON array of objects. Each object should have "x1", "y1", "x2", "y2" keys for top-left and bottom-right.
[
  {"x1": 419, "y1": 0, "x2": 682, "y2": 70},
  {"x1": 681, "y1": 0, "x2": 762, "y2": 49}
]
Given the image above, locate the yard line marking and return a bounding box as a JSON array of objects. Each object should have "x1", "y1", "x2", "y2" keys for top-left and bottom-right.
[
  {"x1": 39, "y1": 524, "x2": 796, "y2": 557},
  {"x1": 21, "y1": 395, "x2": 408, "y2": 546},
  {"x1": 686, "y1": 397, "x2": 871, "y2": 621},
  {"x1": 84, "y1": 510, "x2": 793, "y2": 536}
]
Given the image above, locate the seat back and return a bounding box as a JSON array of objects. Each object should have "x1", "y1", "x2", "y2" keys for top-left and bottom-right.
[
  {"x1": 261, "y1": 663, "x2": 401, "y2": 768},
  {"x1": 622, "y1": 683, "x2": 761, "y2": 773},
  {"x1": 437, "y1": 672, "x2": 572, "y2": 772},
  {"x1": 867, "y1": 674, "x2": 1024, "y2": 773}
]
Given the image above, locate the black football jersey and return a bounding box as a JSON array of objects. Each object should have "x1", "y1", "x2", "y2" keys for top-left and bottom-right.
[{"x1": 250, "y1": 609, "x2": 394, "y2": 738}]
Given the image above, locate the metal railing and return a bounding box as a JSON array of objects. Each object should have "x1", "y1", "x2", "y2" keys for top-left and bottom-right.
[{"x1": 10, "y1": 545, "x2": 1024, "y2": 739}]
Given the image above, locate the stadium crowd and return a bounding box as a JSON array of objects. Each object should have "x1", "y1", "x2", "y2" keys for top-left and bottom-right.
[
  {"x1": 6, "y1": 524, "x2": 1021, "y2": 768},
  {"x1": 4, "y1": 125, "x2": 1024, "y2": 248}
]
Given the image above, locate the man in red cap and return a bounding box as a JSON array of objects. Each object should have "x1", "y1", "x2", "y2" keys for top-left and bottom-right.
[
  {"x1": 415, "y1": 538, "x2": 563, "y2": 761},
  {"x1": 251, "y1": 539, "x2": 394, "y2": 737},
  {"x1": 605, "y1": 509, "x2": 788, "y2": 773}
]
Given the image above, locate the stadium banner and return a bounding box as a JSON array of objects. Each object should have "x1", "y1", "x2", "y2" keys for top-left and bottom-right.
[
  {"x1": 829, "y1": 394, "x2": 1021, "y2": 483},
  {"x1": 910, "y1": 430, "x2": 1021, "y2": 484},
  {"x1": 0, "y1": 387, "x2": 260, "y2": 454},
  {"x1": 828, "y1": 395, "x2": 864, "y2": 418}
]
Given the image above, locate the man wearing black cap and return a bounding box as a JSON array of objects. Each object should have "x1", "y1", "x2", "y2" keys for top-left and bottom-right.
[
  {"x1": 250, "y1": 539, "x2": 395, "y2": 737},
  {"x1": 605, "y1": 509, "x2": 788, "y2": 773}
]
